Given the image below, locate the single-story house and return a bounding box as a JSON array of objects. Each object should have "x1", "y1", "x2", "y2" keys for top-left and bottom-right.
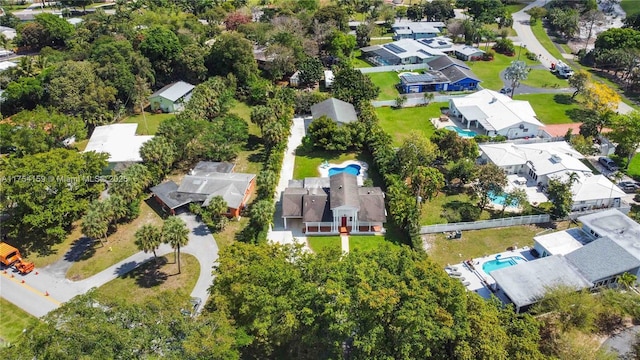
[
  {"x1": 399, "y1": 65, "x2": 481, "y2": 93},
  {"x1": 360, "y1": 39, "x2": 445, "y2": 66},
  {"x1": 84, "y1": 124, "x2": 153, "y2": 169},
  {"x1": 150, "y1": 161, "x2": 255, "y2": 217},
  {"x1": 310, "y1": 98, "x2": 357, "y2": 125},
  {"x1": 149, "y1": 81, "x2": 195, "y2": 113},
  {"x1": 454, "y1": 46, "x2": 485, "y2": 61},
  {"x1": 324, "y1": 70, "x2": 335, "y2": 88},
  {"x1": 449, "y1": 89, "x2": 544, "y2": 139},
  {"x1": 479, "y1": 141, "x2": 626, "y2": 211},
  {"x1": 493, "y1": 209, "x2": 640, "y2": 312},
  {"x1": 425, "y1": 55, "x2": 469, "y2": 71},
  {"x1": 391, "y1": 20, "x2": 445, "y2": 40},
  {"x1": 282, "y1": 173, "x2": 386, "y2": 234}
]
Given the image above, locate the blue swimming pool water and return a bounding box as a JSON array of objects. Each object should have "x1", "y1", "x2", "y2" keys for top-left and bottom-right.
[
  {"x1": 488, "y1": 191, "x2": 520, "y2": 206},
  {"x1": 482, "y1": 256, "x2": 525, "y2": 274},
  {"x1": 445, "y1": 126, "x2": 477, "y2": 138},
  {"x1": 329, "y1": 164, "x2": 362, "y2": 177}
]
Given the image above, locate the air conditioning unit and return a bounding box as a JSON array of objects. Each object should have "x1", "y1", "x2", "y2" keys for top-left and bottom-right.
[{"x1": 519, "y1": 124, "x2": 525, "y2": 129}]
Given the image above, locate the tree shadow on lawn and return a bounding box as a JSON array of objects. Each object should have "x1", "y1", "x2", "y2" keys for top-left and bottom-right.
[
  {"x1": 64, "y1": 236, "x2": 96, "y2": 262},
  {"x1": 120, "y1": 256, "x2": 169, "y2": 288},
  {"x1": 553, "y1": 94, "x2": 573, "y2": 105}
]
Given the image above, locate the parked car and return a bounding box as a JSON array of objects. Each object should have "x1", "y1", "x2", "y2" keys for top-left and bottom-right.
[
  {"x1": 618, "y1": 181, "x2": 640, "y2": 193},
  {"x1": 598, "y1": 157, "x2": 619, "y2": 171},
  {"x1": 499, "y1": 87, "x2": 512, "y2": 94}
]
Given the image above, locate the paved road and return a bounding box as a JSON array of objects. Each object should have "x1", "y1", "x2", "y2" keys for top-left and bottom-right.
[
  {"x1": 1, "y1": 213, "x2": 218, "y2": 317},
  {"x1": 602, "y1": 325, "x2": 640, "y2": 357}
]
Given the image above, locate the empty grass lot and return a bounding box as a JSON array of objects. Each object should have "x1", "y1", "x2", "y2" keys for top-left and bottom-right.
[
  {"x1": 123, "y1": 113, "x2": 174, "y2": 135},
  {"x1": 0, "y1": 298, "x2": 37, "y2": 346},
  {"x1": 94, "y1": 254, "x2": 199, "y2": 305},
  {"x1": 66, "y1": 200, "x2": 164, "y2": 281},
  {"x1": 467, "y1": 49, "x2": 539, "y2": 90},
  {"x1": 513, "y1": 93, "x2": 581, "y2": 124},
  {"x1": 427, "y1": 225, "x2": 549, "y2": 266},
  {"x1": 368, "y1": 72, "x2": 401, "y2": 100},
  {"x1": 419, "y1": 191, "x2": 492, "y2": 225},
  {"x1": 375, "y1": 103, "x2": 445, "y2": 145}
]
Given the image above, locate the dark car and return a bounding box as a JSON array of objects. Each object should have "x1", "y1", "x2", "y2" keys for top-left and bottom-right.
[
  {"x1": 598, "y1": 157, "x2": 619, "y2": 171},
  {"x1": 499, "y1": 87, "x2": 512, "y2": 94}
]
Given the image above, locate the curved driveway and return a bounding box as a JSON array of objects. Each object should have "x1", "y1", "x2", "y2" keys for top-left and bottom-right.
[{"x1": 0, "y1": 213, "x2": 218, "y2": 317}]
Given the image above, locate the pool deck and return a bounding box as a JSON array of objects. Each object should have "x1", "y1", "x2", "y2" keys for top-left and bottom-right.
[
  {"x1": 446, "y1": 248, "x2": 537, "y2": 303},
  {"x1": 318, "y1": 160, "x2": 369, "y2": 186}
]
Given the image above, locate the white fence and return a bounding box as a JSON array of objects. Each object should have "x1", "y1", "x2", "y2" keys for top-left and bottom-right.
[
  {"x1": 357, "y1": 63, "x2": 430, "y2": 74},
  {"x1": 420, "y1": 214, "x2": 551, "y2": 234}
]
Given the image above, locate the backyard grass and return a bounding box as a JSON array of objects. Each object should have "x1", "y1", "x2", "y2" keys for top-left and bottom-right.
[
  {"x1": 0, "y1": 298, "x2": 38, "y2": 346},
  {"x1": 66, "y1": 200, "x2": 164, "y2": 280},
  {"x1": 628, "y1": 153, "x2": 640, "y2": 179},
  {"x1": 352, "y1": 50, "x2": 373, "y2": 68},
  {"x1": 370, "y1": 38, "x2": 393, "y2": 45},
  {"x1": 520, "y1": 69, "x2": 570, "y2": 89},
  {"x1": 123, "y1": 113, "x2": 174, "y2": 135},
  {"x1": 419, "y1": 191, "x2": 492, "y2": 225},
  {"x1": 214, "y1": 216, "x2": 251, "y2": 250},
  {"x1": 467, "y1": 49, "x2": 539, "y2": 90},
  {"x1": 530, "y1": 21, "x2": 565, "y2": 61},
  {"x1": 230, "y1": 101, "x2": 261, "y2": 136},
  {"x1": 367, "y1": 72, "x2": 401, "y2": 100},
  {"x1": 94, "y1": 254, "x2": 199, "y2": 305},
  {"x1": 513, "y1": 93, "x2": 581, "y2": 124},
  {"x1": 73, "y1": 139, "x2": 89, "y2": 151},
  {"x1": 620, "y1": 0, "x2": 640, "y2": 16},
  {"x1": 293, "y1": 149, "x2": 360, "y2": 179},
  {"x1": 350, "y1": 235, "x2": 397, "y2": 252},
  {"x1": 426, "y1": 224, "x2": 553, "y2": 266},
  {"x1": 307, "y1": 236, "x2": 341, "y2": 253},
  {"x1": 375, "y1": 103, "x2": 444, "y2": 145}
]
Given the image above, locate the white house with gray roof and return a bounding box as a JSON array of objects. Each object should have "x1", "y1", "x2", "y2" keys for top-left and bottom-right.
[
  {"x1": 391, "y1": 20, "x2": 445, "y2": 40},
  {"x1": 149, "y1": 80, "x2": 195, "y2": 113}
]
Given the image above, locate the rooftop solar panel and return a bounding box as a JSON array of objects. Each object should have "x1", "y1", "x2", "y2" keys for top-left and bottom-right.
[{"x1": 384, "y1": 43, "x2": 405, "y2": 54}]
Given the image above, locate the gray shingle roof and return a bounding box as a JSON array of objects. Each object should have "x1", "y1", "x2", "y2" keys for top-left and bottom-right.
[
  {"x1": 565, "y1": 238, "x2": 640, "y2": 283},
  {"x1": 302, "y1": 189, "x2": 330, "y2": 222},
  {"x1": 177, "y1": 173, "x2": 255, "y2": 209},
  {"x1": 150, "y1": 81, "x2": 195, "y2": 102},
  {"x1": 329, "y1": 173, "x2": 360, "y2": 209},
  {"x1": 491, "y1": 255, "x2": 593, "y2": 309},
  {"x1": 282, "y1": 187, "x2": 307, "y2": 217},
  {"x1": 191, "y1": 161, "x2": 235, "y2": 176},
  {"x1": 440, "y1": 65, "x2": 480, "y2": 83},
  {"x1": 150, "y1": 181, "x2": 193, "y2": 210},
  {"x1": 426, "y1": 56, "x2": 469, "y2": 71},
  {"x1": 311, "y1": 98, "x2": 358, "y2": 124},
  {"x1": 357, "y1": 187, "x2": 386, "y2": 222}
]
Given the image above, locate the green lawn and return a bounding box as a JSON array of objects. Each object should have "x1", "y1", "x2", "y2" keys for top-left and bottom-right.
[
  {"x1": 94, "y1": 254, "x2": 199, "y2": 305},
  {"x1": 123, "y1": 113, "x2": 174, "y2": 135},
  {"x1": 0, "y1": 298, "x2": 38, "y2": 346},
  {"x1": 350, "y1": 235, "x2": 396, "y2": 252},
  {"x1": 375, "y1": 103, "x2": 444, "y2": 145},
  {"x1": 628, "y1": 153, "x2": 640, "y2": 179},
  {"x1": 520, "y1": 69, "x2": 569, "y2": 89},
  {"x1": 467, "y1": 49, "x2": 539, "y2": 90},
  {"x1": 513, "y1": 93, "x2": 581, "y2": 124},
  {"x1": 505, "y1": 3, "x2": 528, "y2": 13},
  {"x1": 426, "y1": 224, "x2": 551, "y2": 266},
  {"x1": 370, "y1": 38, "x2": 393, "y2": 45},
  {"x1": 293, "y1": 150, "x2": 360, "y2": 179},
  {"x1": 530, "y1": 21, "x2": 566, "y2": 62},
  {"x1": 367, "y1": 72, "x2": 401, "y2": 100},
  {"x1": 419, "y1": 191, "x2": 491, "y2": 225},
  {"x1": 352, "y1": 50, "x2": 373, "y2": 68},
  {"x1": 620, "y1": 0, "x2": 640, "y2": 16},
  {"x1": 307, "y1": 236, "x2": 341, "y2": 253}
]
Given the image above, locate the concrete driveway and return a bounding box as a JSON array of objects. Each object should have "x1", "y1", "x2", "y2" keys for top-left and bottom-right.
[{"x1": 1, "y1": 213, "x2": 218, "y2": 317}]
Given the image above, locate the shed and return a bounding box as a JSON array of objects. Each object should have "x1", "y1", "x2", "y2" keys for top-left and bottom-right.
[
  {"x1": 324, "y1": 70, "x2": 335, "y2": 88},
  {"x1": 149, "y1": 81, "x2": 195, "y2": 113}
]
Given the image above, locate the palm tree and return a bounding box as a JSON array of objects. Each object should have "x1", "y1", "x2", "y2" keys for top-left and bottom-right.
[
  {"x1": 423, "y1": 92, "x2": 435, "y2": 105},
  {"x1": 134, "y1": 224, "x2": 162, "y2": 260},
  {"x1": 162, "y1": 216, "x2": 190, "y2": 274},
  {"x1": 617, "y1": 272, "x2": 637, "y2": 290},
  {"x1": 81, "y1": 209, "x2": 108, "y2": 246},
  {"x1": 132, "y1": 76, "x2": 151, "y2": 133},
  {"x1": 106, "y1": 195, "x2": 128, "y2": 226},
  {"x1": 504, "y1": 60, "x2": 529, "y2": 98}
]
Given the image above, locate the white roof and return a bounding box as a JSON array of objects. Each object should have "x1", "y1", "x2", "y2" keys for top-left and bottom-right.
[
  {"x1": 454, "y1": 45, "x2": 485, "y2": 56},
  {"x1": 569, "y1": 174, "x2": 626, "y2": 202},
  {"x1": 149, "y1": 81, "x2": 195, "y2": 102},
  {"x1": 480, "y1": 141, "x2": 587, "y2": 176},
  {"x1": 451, "y1": 89, "x2": 542, "y2": 132},
  {"x1": 84, "y1": 124, "x2": 153, "y2": 163},
  {"x1": 578, "y1": 209, "x2": 640, "y2": 263},
  {"x1": 0, "y1": 61, "x2": 17, "y2": 71},
  {"x1": 67, "y1": 17, "x2": 83, "y2": 25},
  {"x1": 534, "y1": 229, "x2": 585, "y2": 256},
  {"x1": 324, "y1": 70, "x2": 334, "y2": 80},
  {"x1": 392, "y1": 20, "x2": 445, "y2": 32}
]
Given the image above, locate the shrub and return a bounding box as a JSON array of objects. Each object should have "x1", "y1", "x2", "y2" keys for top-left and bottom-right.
[
  {"x1": 526, "y1": 51, "x2": 538, "y2": 61},
  {"x1": 482, "y1": 50, "x2": 495, "y2": 61},
  {"x1": 493, "y1": 38, "x2": 516, "y2": 56}
]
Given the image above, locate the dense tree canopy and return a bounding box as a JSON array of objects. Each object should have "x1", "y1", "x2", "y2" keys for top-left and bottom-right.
[
  {"x1": 332, "y1": 66, "x2": 379, "y2": 108},
  {"x1": 1, "y1": 149, "x2": 108, "y2": 251},
  {"x1": 206, "y1": 32, "x2": 258, "y2": 88}
]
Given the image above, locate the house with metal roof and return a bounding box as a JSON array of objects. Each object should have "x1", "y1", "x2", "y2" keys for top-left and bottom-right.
[
  {"x1": 391, "y1": 20, "x2": 445, "y2": 40},
  {"x1": 360, "y1": 39, "x2": 445, "y2": 66},
  {"x1": 84, "y1": 124, "x2": 153, "y2": 169},
  {"x1": 449, "y1": 89, "x2": 543, "y2": 139},
  {"x1": 150, "y1": 161, "x2": 254, "y2": 217},
  {"x1": 454, "y1": 46, "x2": 486, "y2": 61},
  {"x1": 149, "y1": 81, "x2": 195, "y2": 113},
  {"x1": 310, "y1": 98, "x2": 357, "y2": 125},
  {"x1": 281, "y1": 173, "x2": 386, "y2": 234},
  {"x1": 479, "y1": 141, "x2": 626, "y2": 211}
]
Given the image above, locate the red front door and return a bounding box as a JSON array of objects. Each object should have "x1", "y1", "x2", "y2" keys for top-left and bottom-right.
[{"x1": 341, "y1": 216, "x2": 347, "y2": 227}]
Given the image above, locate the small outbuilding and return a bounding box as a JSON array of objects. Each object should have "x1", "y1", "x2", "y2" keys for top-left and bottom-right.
[
  {"x1": 83, "y1": 124, "x2": 153, "y2": 169},
  {"x1": 324, "y1": 70, "x2": 334, "y2": 88},
  {"x1": 149, "y1": 81, "x2": 195, "y2": 113}
]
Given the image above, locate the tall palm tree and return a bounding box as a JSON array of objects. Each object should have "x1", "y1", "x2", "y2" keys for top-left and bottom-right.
[
  {"x1": 617, "y1": 272, "x2": 637, "y2": 290},
  {"x1": 134, "y1": 224, "x2": 162, "y2": 260},
  {"x1": 81, "y1": 209, "x2": 108, "y2": 246},
  {"x1": 162, "y1": 216, "x2": 190, "y2": 274}
]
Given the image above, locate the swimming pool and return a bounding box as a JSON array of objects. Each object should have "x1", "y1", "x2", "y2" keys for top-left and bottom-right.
[
  {"x1": 482, "y1": 256, "x2": 526, "y2": 275},
  {"x1": 488, "y1": 191, "x2": 520, "y2": 206},
  {"x1": 329, "y1": 164, "x2": 362, "y2": 177},
  {"x1": 445, "y1": 126, "x2": 477, "y2": 138}
]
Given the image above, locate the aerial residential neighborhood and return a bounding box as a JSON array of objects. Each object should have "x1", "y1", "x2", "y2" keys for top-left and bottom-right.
[{"x1": 1, "y1": 0, "x2": 640, "y2": 358}]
